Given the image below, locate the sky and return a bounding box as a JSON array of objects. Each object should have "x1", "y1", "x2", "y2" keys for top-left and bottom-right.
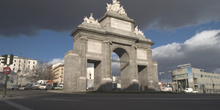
[{"x1": 1, "y1": 0, "x2": 220, "y2": 82}]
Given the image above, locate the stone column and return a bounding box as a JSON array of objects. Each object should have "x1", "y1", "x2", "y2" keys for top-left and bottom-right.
[
  {"x1": 101, "y1": 40, "x2": 112, "y2": 91},
  {"x1": 129, "y1": 45, "x2": 139, "y2": 91},
  {"x1": 146, "y1": 48, "x2": 159, "y2": 91},
  {"x1": 77, "y1": 37, "x2": 88, "y2": 91},
  {"x1": 64, "y1": 50, "x2": 80, "y2": 92}
]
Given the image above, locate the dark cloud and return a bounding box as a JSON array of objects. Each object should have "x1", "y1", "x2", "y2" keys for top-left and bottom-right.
[
  {"x1": 1, "y1": 0, "x2": 220, "y2": 37},
  {"x1": 0, "y1": 0, "x2": 108, "y2": 37}
]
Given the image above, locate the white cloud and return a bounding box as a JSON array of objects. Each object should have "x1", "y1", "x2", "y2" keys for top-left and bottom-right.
[
  {"x1": 214, "y1": 68, "x2": 220, "y2": 73},
  {"x1": 48, "y1": 58, "x2": 64, "y2": 65},
  {"x1": 153, "y1": 30, "x2": 220, "y2": 75},
  {"x1": 184, "y1": 30, "x2": 220, "y2": 49},
  {"x1": 153, "y1": 42, "x2": 183, "y2": 58}
]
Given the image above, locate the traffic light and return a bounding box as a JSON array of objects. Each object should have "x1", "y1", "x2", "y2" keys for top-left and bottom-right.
[
  {"x1": 1, "y1": 54, "x2": 8, "y2": 65},
  {"x1": 9, "y1": 54, "x2": 14, "y2": 65}
]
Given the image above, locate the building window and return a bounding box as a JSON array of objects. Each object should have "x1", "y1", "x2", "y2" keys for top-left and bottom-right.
[
  {"x1": 14, "y1": 60, "x2": 16, "y2": 62},
  {"x1": 14, "y1": 64, "x2": 16, "y2": 66}
]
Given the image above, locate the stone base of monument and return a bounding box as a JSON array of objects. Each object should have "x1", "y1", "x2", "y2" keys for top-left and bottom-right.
[
  {"x1": 77, "y1": 77, "x2": 87, "y2": 92},
  {"x1": 99, "y1": 78, "x2": 113, "y2": 91}
]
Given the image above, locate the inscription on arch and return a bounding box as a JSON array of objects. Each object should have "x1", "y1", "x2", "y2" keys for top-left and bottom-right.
[
  {"x1": 111, "y1": 18, "x2": 131, "y2": 32},
  {"x1": 137, "y1": 48, "x2": 147, "y2": 60},
  {"x1": 87, "y1": 40, "x2": 102, "y2": 54}
]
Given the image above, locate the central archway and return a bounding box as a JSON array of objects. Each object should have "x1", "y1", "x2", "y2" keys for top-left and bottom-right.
[{"x1": 111, "y1": 48, "x2": 130, "y2": 90}]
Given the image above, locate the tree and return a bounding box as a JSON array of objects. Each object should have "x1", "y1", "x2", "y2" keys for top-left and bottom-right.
[
  {"x1": 45, "y1": 65, "x2": 54, "y2": 80},
  {"x1": 34, "y1": 61, "x2": 54, "y2": 81},
  {"x1": 35, "y1": 61, "x2": 47, "y2": 80}
]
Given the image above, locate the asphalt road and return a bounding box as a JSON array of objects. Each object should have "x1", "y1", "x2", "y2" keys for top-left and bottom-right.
[{"x1": 1, "y1": 90, "x2": 220, "y2": 110}]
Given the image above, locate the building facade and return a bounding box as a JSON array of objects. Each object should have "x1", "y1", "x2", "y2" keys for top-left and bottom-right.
[
  {"x1": 0, "y1": 56, "x2": 37, "y2": 86},
  {"x1": 172, "y1": 64, "x2": 220, "y2": 93},
  {"x1": 86, "y1": 67, "x2": 94, "y2": 90},
  {"x1": 0, "y1": 56, "x2": 37, "y2": 73},
  {"x1": 52, "y1": 63, "x2": 64, "y2": 85}
]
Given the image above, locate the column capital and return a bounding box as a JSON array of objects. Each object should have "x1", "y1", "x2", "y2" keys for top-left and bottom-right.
[
  {"x1": 80, "y1": 37, "x2": 88, "y2": 41},
  {"x1": 103, "y1": 40, "x2": 112, "y2": 45},
  {"x1": 131, "y1": 45, "x2": 137, "y2": 49}
]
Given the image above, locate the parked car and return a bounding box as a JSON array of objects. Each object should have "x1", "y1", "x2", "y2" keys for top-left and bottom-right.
[
  {"x1": 8, "y1": 85, "x2": 20, "y2": 90},
  {"x1": 19, "y1": 85, "x2": 26, "y2": 90},
  {"x1": 32, "y1": 84, "x2": 41, "y2": 90},
  {"x1": 19, "y1": 84, "x2": 33, "y2": 90},
  {"x1": 54, "y1": 85, "x2": 63, "y2": 90},
  {"x1": 32, "y1": 85, "x2": 39, "y2": 90},
  {"x1": 39, "y1": 84, "x2": 53, "y2": 90},
  {"x1": 184, "y1": 88, "x2": 198, "y2": 93},
  {"x1": 161, "y1": 87, "x2": 172, "y2": 92}
]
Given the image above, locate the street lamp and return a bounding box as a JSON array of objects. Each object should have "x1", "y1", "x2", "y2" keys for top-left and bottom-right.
[{"x1": 201, "y1": 75, "x2": 214, "y2": 93}]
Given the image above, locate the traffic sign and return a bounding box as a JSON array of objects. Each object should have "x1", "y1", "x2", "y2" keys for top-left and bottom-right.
[{"x1": 3, "y1": 67, "x2": 11, "y2": 74}]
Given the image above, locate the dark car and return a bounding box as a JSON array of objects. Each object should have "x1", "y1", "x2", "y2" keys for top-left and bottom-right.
[
  {"x1": 8, "y1": 85, "x2": 20, "y2": 90},
  {"x1": 19, "y1": 84, "x2": 33, "y2": 90}
]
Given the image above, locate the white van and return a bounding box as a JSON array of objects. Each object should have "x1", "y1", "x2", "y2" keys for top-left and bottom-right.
[
  {"x1": 184, "y1": 88, "x2": 198, "y2": 93},
  {"x1": 161, "y1": 87, "x2": 172, "y2": 92}
]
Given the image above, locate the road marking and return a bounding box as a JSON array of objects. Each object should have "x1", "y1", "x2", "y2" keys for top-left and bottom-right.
[
  {"x1": 42, "y1": 98, "x2": 83, "y2": 102},
  {"x1": 73, "y1": 98, "x2": 220, "y2": 100},
  {"x1": 4, "y1": 100, "x2": 33, "y2": 110},
  {"x1": 44, "y1": 97, "x2": 220, "y2": 100}
]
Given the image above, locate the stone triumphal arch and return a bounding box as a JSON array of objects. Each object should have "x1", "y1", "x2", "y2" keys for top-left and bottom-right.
[{"x1": 64, "y1": 0, "x2": 159, "y2": 92}]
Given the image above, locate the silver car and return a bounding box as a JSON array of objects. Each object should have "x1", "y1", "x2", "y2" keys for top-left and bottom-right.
[{"x1": 39, "y1": 84, "x2": 52, "y2": 90}]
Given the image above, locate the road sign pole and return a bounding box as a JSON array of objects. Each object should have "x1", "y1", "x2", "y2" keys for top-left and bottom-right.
[
  {"x1": 3, "y1": 65, "x2": 11, "y2": 98},
  {"x1": 3, "y1": 74, "x2": 8, "y2": 97}
]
